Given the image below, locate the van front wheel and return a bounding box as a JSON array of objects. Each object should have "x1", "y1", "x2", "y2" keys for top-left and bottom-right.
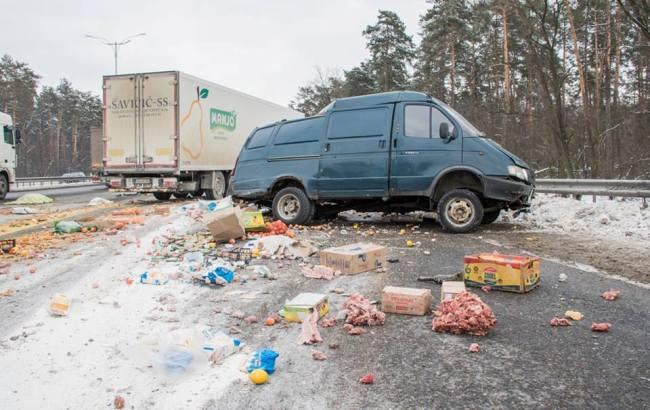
[
  {"x1": 437, "y1": 189, "x2": 483, "y2": 233},
  {"x1": 272, "y1": 187, "x2": 314, "y2": 225}
]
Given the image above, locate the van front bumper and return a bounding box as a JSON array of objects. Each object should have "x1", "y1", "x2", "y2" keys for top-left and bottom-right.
[{"x1": 483, "y1": 176, "x2": 534, "y2": 208}]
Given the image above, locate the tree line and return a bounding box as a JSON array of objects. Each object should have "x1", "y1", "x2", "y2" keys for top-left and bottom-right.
[
  {"x1": 291, "y1": 0, "x2": 650, "y2": 179},
  {"x1": 0, "y1": 54, "x2": 101, "y2": 177}
]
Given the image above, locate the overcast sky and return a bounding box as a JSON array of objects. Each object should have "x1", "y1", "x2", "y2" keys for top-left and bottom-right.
[{"x1": 2, "y1": 0, "x2": 427, "y2": 106}]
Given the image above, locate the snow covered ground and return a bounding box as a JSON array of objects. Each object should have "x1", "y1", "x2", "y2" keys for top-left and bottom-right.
[{"x1": 504, "y1": 194, "x2": 650, "y2": 243}]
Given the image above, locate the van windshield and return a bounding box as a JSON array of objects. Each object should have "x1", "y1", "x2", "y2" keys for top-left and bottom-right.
[{"x1": 435, "y1": 100, "x2": 484, "y2": 137}]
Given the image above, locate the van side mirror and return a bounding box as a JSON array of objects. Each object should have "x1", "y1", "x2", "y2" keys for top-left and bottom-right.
[
  {"x1": 439, "y1": 122, "x2": 454, "y2": 140},
  {"x1": 15, "y1": 128, "x2": 22, "y2": 144}
]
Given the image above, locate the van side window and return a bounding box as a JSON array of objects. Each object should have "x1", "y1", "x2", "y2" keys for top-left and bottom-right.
[
  {"x1": 274, "y1": 117, "x2": 324, "y2": 145},
  {"x1": 327, "y1": 108, "x2": 387, "y2": 139},
  {"x1": 431, "y1": 107, "x2": 455, "y2": 138},
  {"x1": 247, "y1": 126, "x2": 274, "y2": 149},
  {"x1": 404, "y1": 105, "x2": 430, "y2": 138},
  {"x1": 3, "y1": 126, "x2": 13, "y2": 145}
]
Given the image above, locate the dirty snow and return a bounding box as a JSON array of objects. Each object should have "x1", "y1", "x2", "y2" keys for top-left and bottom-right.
[{"x1": 505, "y1": 194, "x2": 650, "y2": 243}]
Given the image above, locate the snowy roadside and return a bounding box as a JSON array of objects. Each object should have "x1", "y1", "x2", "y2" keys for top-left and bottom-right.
[
  {"x1": 503, "y1": 193, "x2": 650, "y2": 244},
  {"x1": 0, "y1": 208, "x2": 250, "y2": 410}
]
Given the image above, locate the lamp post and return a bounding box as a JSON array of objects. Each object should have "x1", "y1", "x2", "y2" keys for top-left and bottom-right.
[{"x1": 85, "y1": 33, "x2": 146, "y2": 74}]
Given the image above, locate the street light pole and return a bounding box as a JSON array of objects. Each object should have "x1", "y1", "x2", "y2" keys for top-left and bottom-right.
[{"x1": 85, "y1": 33, "x2": 147, "y2": 74}]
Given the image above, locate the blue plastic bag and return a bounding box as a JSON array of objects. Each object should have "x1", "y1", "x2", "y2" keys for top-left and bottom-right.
[
  {"x1": 163, "y1": 347, "x2": 194, "y2": 373},
  {"x1": 213, "y1": 266, "x2": 234, "y2": 283},
  {"x1": 246, "y1": 348, "x2": 279, "y2": 374}
]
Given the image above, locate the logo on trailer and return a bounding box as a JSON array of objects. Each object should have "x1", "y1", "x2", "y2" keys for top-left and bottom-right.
[{"x1": 210, "y1": 108, "x2": 237, "y2": 131}]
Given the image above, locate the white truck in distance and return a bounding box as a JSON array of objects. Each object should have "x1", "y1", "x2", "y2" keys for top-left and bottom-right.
[
  {"x1": 0, "y1": 111, "x2": 19, "y2": 200},
  {"x1": 102, "y1": 71, "x2": 302, "y2": 199}
]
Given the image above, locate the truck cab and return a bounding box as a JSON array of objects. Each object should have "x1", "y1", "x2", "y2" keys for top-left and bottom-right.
[
  {"x1": 230, "y1": 91, "x2": 534, "y2": 233},
  {"x1": 0, "y1": 111, "x2": 18, "y2": 200}
]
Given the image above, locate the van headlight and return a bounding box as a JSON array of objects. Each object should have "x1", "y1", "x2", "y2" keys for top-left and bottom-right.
[{"x1": 508, "y1": 165, "x2": 529, "y2": 182}]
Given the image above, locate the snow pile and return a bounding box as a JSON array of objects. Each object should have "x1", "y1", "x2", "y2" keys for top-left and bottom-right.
[{"x1": 507, "y1": 194, "x2": 650, "y2": 242}]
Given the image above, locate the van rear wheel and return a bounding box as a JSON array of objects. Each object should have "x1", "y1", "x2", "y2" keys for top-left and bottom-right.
[
  {"x1": 153, "y1": 192, "x2": 172, "y2": 201},
  {"x1": 437, "y1": 189, "x2": 483, "y2": 233},
  {"x1": 272, "y1": 187, "x2": 314, "y2": 225}
]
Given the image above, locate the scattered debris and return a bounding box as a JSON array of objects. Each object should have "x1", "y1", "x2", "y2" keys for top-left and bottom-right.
[
  {"x1": 320, "y1": 243, "x2": 387, "y2": 275},
  {"x1": 418, "y1": 272, "x2": 463, "y2": 284},
  {"x1": 206, "y1": 205, "x2": 246, "y2": 242},
  {"x1": 550, "y1": 317, "x2": 571, "y2": 327},
  {"x1": 359, "y1": 373, "x2": 375, "y2": 384},
  {"x1": 601, "y1": 289, "x2": 620, "y2": 301},
  {"x1": 302, "y1": 265, "x2": 336, "y2": 280},
  {"x1": 242, "y1": 211, "x2": 266, "y2": 231},
  {"x1": 0, "y1": 288, "x2": 15, "y2": 297},
  {"x1": 591, "y1": 322, "x2": 611, "y2": 332},
  {"x1": 312, "y1": 350, "x2": 327, "y2": 361},
  {"x1": 468, "y1": 343, "x2": 481, "y2": 353},
  {"x1": 297, "y1": 308, "x2": 323, "y2": 345},
  {"x1": 249, "y1": 369, "x2": 269, "y2": 385},
  {"x1": 49, "y1": 293, "x2": 70, "y2": 316},
  {"x1": 343, "y1": 324, "x2": 367, "y2": 335},
  {"x1": 246, "y1": 349, "x2": 279, "y2": 374},
  {"x1": 320, "y1": 318, "x2": 337, "y2": 327},
  {"x1": 54, "y1": 220, "x2": 83, "y2": 234},
  {"x1": 432, "y1": 292, "x2": 496, "y2": 336},
  {"x1": 139, "y1": 271, "x2": 169, "y2": 285},
  {"x1": 282, "y1": 292, "x2": 329, "y2": 323},
  {"x1": 89, "y1": 197, "x2": 112, "y2": 206},
  {"x1": 441, "y1": 281, "x2": 466, "y2": 301},
  {"x1": 565, "y1": 310, "x2": 583, "y2": 321},
  {"x1": 9, "y1": 193, "x2": 53, "y2": 205},
  {"x1": 481, "y1": 285, "x2": 492, "y2": 293},
  {"x1": 343, "y1": 293, "x2": 386, "y2": 326},
  {"x1": 244, "y1": 315, "x2": 258, "y2": 324},
  {"x1": 328, "y1": 342, "x2": 339, "y2": 349},
  {"x1": 382, "y1": 286, "x2": 432, "y2": 316},
  {"x1": 11, "y1": 207, "x2": 38, "y2": 214},
  {"x1": 113, "y1": 395, "x2": 125, "y2": 409},
  {"x1": 558, "y1": 273, "x2": 568, "y2": 282}
]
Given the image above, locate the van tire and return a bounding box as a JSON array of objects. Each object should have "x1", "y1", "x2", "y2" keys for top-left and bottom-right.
[
  {"x1": 0, "y1": 174, "x2": 7, "y2": 200},
  {"x1": 481, "y1": 210, "x2": 501, "y2": 225},
  {"x1": 204, "y1": 171, "x2": 226, "y2": 200},
  {"x1": 272, "y1": 187, "x2": 313, "y2": 225},
  {"x1": 437, "y1": 189, "x2": 483, "y2": 233},
  {"x1": 153, "y1": 192, "x2": 172, "y2": 201}
]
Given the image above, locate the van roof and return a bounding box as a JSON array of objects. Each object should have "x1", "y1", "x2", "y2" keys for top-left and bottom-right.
[{"x1": 322, "y1": 91, "x2": 432, "y2": 112}]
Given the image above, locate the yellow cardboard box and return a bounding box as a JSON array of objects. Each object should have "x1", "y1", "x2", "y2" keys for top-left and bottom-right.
[
  {"x1": 464, "y1": 253, "x2": 540, "y2": 293},
  {"x1": 281, "y1": 293, "x2": 329, "y2": 323},
  {"x1": 242, "y1": 211, "x2": 266, "y2": 231}
]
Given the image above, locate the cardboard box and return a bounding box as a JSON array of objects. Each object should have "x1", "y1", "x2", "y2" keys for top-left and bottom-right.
[
  {"x1": 206, "y1": 206, "x2": 245, "y2": 242},
  {"x1": 464, "y1": 253, "x2": 541, "y2": 293},
  {"x1": 281, "y1": 292, "x2": 329, "y2": 323},
  {"x1": 320, "y1": 243, "x2": 386, "y2": 275},
  {"x1": 382, "y1": 286, "x2": 432, "y2": 316},
  {"x1": 441, "y1": 281, "x2": 466, "y2": 301},
  {"x1": 242, "y1": 211, "x2": 266, "y2": 231}
]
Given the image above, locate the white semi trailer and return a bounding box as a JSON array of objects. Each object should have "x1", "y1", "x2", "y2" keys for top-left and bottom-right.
[
  {"x1": 102, "y1": 71, "x2": 302, "y2": 199},
  {"x1": 0, "y1": 111, "x2": 19, "y2": 200}
]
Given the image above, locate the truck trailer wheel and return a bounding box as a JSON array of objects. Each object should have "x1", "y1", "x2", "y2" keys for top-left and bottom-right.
[
  {"x1": 437, "y1": 189, "x2": 483, "y2": 233},
  {"x1": 0, "y1": 174, "x2": 7, "y2": 200},
  {"x1": 153, "y1": 192, "x2": 172, "y2": 201},
  {"x1": 204, "y1": 171, "x2": 226, "y2": 200},
  {"x1": 272, "y1": 187, "x2": 314, "y2": 225}
]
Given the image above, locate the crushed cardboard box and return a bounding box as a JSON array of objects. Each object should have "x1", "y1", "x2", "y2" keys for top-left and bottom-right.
[
  {"x1": 206, "y1": 206, "x2": 245, "y2": 242},
  {"x1": 441, "y1": 281, "x2": 466, "y2": 301},
  {"x1": 320, "y1": 243, "x2": 386, "y2": 274},
  {"x1": 382, "y1": 286, "x2": 432, "y2": 316}
]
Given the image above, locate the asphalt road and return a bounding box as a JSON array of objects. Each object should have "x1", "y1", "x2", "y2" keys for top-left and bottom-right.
[{"x1": 0, "y1": 197, "x2": 648, "y2": 409}]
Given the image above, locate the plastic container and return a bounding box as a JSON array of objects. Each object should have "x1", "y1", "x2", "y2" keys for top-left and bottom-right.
[{"x1": 49, "y1": 293, "x2": 70, "y2": 316}]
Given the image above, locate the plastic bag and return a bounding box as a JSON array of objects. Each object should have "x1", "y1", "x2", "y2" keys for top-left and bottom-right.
[
  {"x1": 205, "y1": 266, "x2": 235, "y2": 284},
  {"x1": 202, "y1": 329, "x2": 242, "y2": 365},
  {"x1": 182, "y1": 252, "x2": 205, "y2": 272},
  {"x1": 199, "y1": 196, "x2": 233, "y2": 212},
  {"x1": 54, "y1": 220, "x2": 82, "y2": 234},
  {"x1": 246, "y1": 349, "x2": 279, "y2": 374},
  {"x1": 163, "y1": 347, "x2": 194, "y2": 373},
  {"x1": 140, "y1": 271, "x2": 169, "y2": 285}
]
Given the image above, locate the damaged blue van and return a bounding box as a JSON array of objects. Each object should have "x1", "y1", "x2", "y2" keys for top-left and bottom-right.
[{"x1": 229, "y1": 91, "x2": 534, "y2": 233}]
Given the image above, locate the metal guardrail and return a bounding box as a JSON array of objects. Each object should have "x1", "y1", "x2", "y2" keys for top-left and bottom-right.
[
  {"x1": 13, "y1": 176, "x2": 103, "y2": 192},
  {"x1": 535, "y1": 178, "x2": 650, "y2": 198}
]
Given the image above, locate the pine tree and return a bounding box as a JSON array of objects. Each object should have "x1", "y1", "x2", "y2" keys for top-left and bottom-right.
[{"x1": 363, "y1": 10, "x2": 415, "y2": 92}]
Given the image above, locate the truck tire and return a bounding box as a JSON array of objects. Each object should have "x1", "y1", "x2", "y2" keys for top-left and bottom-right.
[
  {"x1": 437, "y1": 189, "x2": 483, "y2": 233},
  {"x1": 153, "y1": 192, "x2": 172, "y2": 201},
  {"x1": 272, "y1": 187, "x2": 314, "y2": 225},
  {"x1": 481, "y1": 210, "x2": 501, "y2": 225},
  {"x1": 204, "y1": 171, "x2": 226, "y2": 200},
  {"x1": 0, "y1": 174, "x2": 7, "y2": 200}
]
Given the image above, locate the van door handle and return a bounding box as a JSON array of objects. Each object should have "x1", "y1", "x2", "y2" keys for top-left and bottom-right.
[
  {"x1": 323, "y1": 143, "x2": 330, "y2": 152},
  {"x1": 378, "y1": 140, "x2": 386, "y2": 149}
]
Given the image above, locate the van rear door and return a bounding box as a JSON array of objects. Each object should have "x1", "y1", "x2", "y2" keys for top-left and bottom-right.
[{"x1": 317, "y1": 106, "x2": 392, "y2": 198}]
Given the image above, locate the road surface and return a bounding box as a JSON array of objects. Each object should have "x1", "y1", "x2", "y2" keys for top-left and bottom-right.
[{"x1": 0, "y1": 196, "x2": 647, "y2": 409}]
